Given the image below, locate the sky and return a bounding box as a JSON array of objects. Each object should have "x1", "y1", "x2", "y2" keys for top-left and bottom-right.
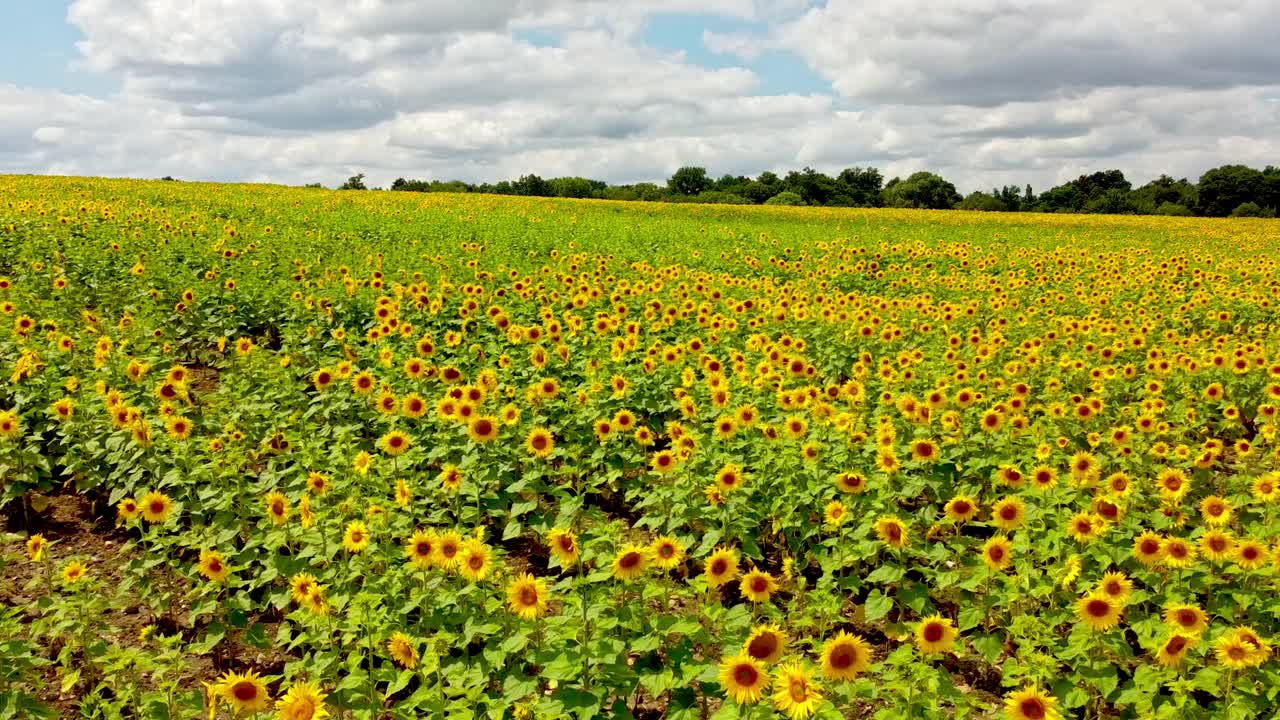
[{"x1": 1, "y1": 0, "x2": 1277, "y2": 193}]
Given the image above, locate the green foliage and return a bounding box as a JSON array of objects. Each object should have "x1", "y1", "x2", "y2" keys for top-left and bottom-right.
[
  {"x1": 763, "y1": 191, "x2": 804, "y2": 205},
  {"x1": 881, "y1": 172, "x2": 961, "y2": 209},
  {"x1": 667, "y1": 166, "x2": 712, "y2": 196},
  {"x1": 1198, "y1": 165, "x2": 1267, "y2": 217}
]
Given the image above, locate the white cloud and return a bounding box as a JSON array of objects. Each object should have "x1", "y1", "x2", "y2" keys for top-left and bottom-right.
[{"x1": 0, "y1": 1, "x2": 1272, "y2": 194}]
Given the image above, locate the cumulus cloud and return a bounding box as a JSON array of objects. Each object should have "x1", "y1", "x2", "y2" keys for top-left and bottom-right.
[{"x1": 0, "y1": 0, "x2": 1273, "y2": 192}]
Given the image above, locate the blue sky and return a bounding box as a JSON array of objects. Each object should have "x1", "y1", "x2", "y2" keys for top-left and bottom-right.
[
  {"x1": 1, "y1": 1, "x2": 1277, "y2": 190},
  {"x1": 0, "y1": 1, "x2": 113, "y2": 95}
]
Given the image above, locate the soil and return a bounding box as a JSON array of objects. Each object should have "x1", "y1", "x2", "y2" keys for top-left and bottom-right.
[{"x1": 1, "y1": 489, "x2": 291, "y2": 717}]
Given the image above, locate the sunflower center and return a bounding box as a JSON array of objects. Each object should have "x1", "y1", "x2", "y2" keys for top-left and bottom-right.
[
  {"x1": 747, "y1": 635, "x2": 777, "y2": 659},
  {"x1": 232, "y1": 682, "x2": 258, "y2": 701},
  {"x1": 733, "y1": 665, "x2": 759, "y2": 686},
  {"x1": 711, "y1": 560, "x2": 726, "y2": 575},
  {"x1": 1019, "y1": 698, "x2": 1046, "y2": 719},
  {"x1": 1086, "y1": 599, "x2": 1110, "y2": 617},
  {"x1": 751, "y1": 578, "x2": 767, "y2": 593},
  {"x1": 519, "y1": 586, "x2": 538, "y2": 607},
  {"x1": 150, "y1": 501, "x2": 165, "y2": 514},
  {"x1": 789, "y1": 679, "x2": 809, "y2": 702},
  {"x1": 1167, "y1": 636, "x2": 1187, "y2": 653},
  {"x1": 619, "y1": 552, "x2": 640, "y2": 569},
  {"x1": 923, "y1": 623, "x2": 944, "y2": 642},
  {"x1": 415, "y1": 542, "x2": 431, "y2": 556},
  {"x1": 829, "y1": 646, "x2": 853, "y2": 669},
  {"x1": 989, "y1": 546, "x2": 1005, "y2": 561},
  {"x1": 469, "y1": 555, "x2": 484, "y2": 570}
]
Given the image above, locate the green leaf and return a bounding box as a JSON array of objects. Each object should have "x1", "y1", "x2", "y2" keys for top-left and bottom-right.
[{"x1": 864, "y1": 590, "x2": 892, "y2": 623}]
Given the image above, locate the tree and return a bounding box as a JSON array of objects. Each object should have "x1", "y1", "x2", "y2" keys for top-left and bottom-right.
[
  {"x1": 667, "y1": 166, "x2": 712, "y2": 196},
  {"x1": 741, "y1": 181, "x2": 774, "y2": 204},
  {"x1": 958, "y1": 191, "x2": 1008, "y2": 211},
  {"x1": 1083, "y1": 188, "x2": 1137, "y2": 215},
  {"x1": 837, "y1": 167, "x2": 884, "y2": 207},
  {"x1": 764, "y1": 191, "x2": 805, "y2": 206},
  {"x1": 339, "y1": 173, "x2": 367, "y2": 190},
  {"x1": 1154, "y1": 202, "x2": 1193, "y2": 216},
  {"x1": 1131, "y1": 175, "x2": 1197, "y2": 214},
  {"x1": 784, "y1": 167, "x2": 843, "y2": 206},
  {"x1": 513, "y1": 174, "x2": 551, "y2": 197},
  {"x1": 881, "y1": 172, "x2": 961, "y2": 209},
  {"x1": 1197, "y1": 165, "x2": 1266, "y2": 217},
  {"x1": 548, "y1": 177, "x2": 600, "y2": 199},
  {"x1": 1230, "y1": 201, "x2": 1263, "y2": 217}
]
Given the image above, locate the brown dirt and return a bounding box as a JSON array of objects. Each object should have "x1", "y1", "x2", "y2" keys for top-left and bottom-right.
[{"x1": 1, "y1": 489, "x2": 292, "y2": 716}]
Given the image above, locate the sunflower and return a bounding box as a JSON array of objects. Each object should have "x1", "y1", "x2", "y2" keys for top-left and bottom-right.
[
  {"x1": 650, "y1": 450, "x2": 678, "y2": 474},
  {"x1": 306, "y1": 472, "x2": 330, "y2": 495},
  {"x1": 874, "y1": 516, "x2": 908, "y2": 548},
  {"x1": 1214, "y1": 633, "x2": 1254, "y2": 669},
  {"x1": 467, "y1": 416, "x2": 499, "y2": 443},
  {"x1": 910, "y1": 439, "x2": 939, "y2": 463},
  {"x1": 1234, "y1": 539, "x2": 1270, "y2": 570},
  {"x1": 434, "y1": 531, "x2": 463, "y2": 569},
  {"x1": 1003, "y1": 686, "x2": 1061, "y2": 720},
  {"x1": 198, "y1": 549, "x2": 230, "y2": 582},
  {"x1": 117, "y1": 497, "x2": 140, "y2": 522},
  {"x1": 719, "y1": 654, "x2": 770, "y2": 704},
  {"x1": 218, "y1": 669, "x2": 271, "y2": 713},
  {"x1": 1163, "y1": 603, "x2": 1208, "y2": 635},
  {"x1": 715, "y1": 463, "x2": 745, "y2": 492},
  {"x1": 1029, "y1": 466, "x2": 1057, "y2": 491},
  {"x1": 981, "y1": 535, "x2": 1013, "y2": 570},
  {"x1": 1066, "y1": 512, "x2": 1105, "y2": 543},
  {"x1": 823, "y1": 501, "x2": 848, "y2": 528},
  {"x1": 1095, "y1": 571, "x2": 1132, "y2": 604},
  {"x1": 1076, "y1": 593, "x2": 1122, "y2": 631},
  {"x1": 612, "y1": 544, "x2": 650, "y2": 582},
  {"x1": 26, "y1": 534, "x2": 48, "y2": 562},
  {"x1": 740, "y1": 569, "x2": 778, "y2": 603},
  {"x1": 771, "y1": 662, "x2": 824, "y2": 720},
  {"x1": 342, "y1": 521, "x2": 370, "y2": 553},
  {"x1": 1200, "y1": 529, "x2": 1235, "y2": 561},
  {"x1": 139, "y1": 490, "x2": 174, "y2": 524},
  {"x1": 743, "y1": 624, "x2": 787, "y2": 664},
  {"x1": 275, "y1": 680, "x2": 329, "y2": 720},
  {"x1": 1132, "y1": 531, "x2": 1164, "y2": 567},
  {"x1": 915, "y1": 615, "x2": 958, "y2": 654},
  {"x1": 547, "y1": 528, "x2": 579, "y2": 568},
  {"x1": 62, "y1": 560, "x2": 87, "y2": 584},
  {"x1": 525, "y1": 427, "x2": 555, "y2": 458},
  {"x1": 438, "y1": 464, "x2": 463, "y2": 493},
  {"x1": 265, "y1": 491, "x2": 290, "y2": 525},
  {"x1": 1228, "y1": 626, "x2": 1271, "y2": 667},
  {"x1": 819, "y1": 631, "x2": 871, "y2": 680},
  {"x1": 1156, "y1": 467, "x2": 1190, "y2": 501},
  {"x1": 1199, "y1": 495, "x2": 1232, "y2": 525},
  {"x1": 1251, "y1": 474, "x2": 1280, "y2": 503},
  {"x1": 1162, "y1": 537, "x2": 1196, "y2": 568},
  {"x1": 506, "y1": 573, "x2": 549, "y2": 620},
  {"x1": 312, "y1": 368, "x2": 335, "y2": 391},
  {"x1": 990, "y1": 497, "x2": 1025, "y2": 531},
  {"x1": 834, "y1": 472, "x2": 868, "y2": 494},
  {"x1": 1154, "y1": 633, "x2": 1196, "y2": 668},
  {"x1": 404, "y1": 530, "x2": 437, "y2": 569},
  {"x1": 944, "y1": 495, "x2": 979, "y2": 523},
  {"x1": 458, "y1": 540, "x2": 494, "y2": 582},
  {"x1": 379, "y1": 430, "x2": 411, "y2": 456},
  {"x1": 705, "y1": 547, "x2": 740, "y2": 588},
  {"x1": 351, "y1": 371, "x2": 375, "y2": 395},
  {"x1": 388, "y1": 632, "x2": 419, "y2": 669},
  {"x1": 290, "y1": 573, "x2": 318, "y2": 604},
  {"x1": 651, "y1": 535, "x2": 686, "y2": 569}
]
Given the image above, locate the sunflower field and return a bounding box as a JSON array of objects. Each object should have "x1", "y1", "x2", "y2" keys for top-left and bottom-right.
[{"x1": 2, "y1": 175, "x2": 1280, "y2": 720}]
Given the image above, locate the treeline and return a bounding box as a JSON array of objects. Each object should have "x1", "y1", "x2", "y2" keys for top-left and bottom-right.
[{"x1": 339, "y1": 163, "x2": 1280, "y2": 217}]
